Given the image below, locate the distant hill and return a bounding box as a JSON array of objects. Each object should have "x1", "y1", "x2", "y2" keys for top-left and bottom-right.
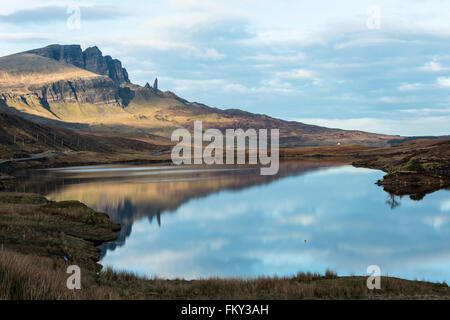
[{"x1": 0, "y1": 44, "x2": 402, "y2": 147}]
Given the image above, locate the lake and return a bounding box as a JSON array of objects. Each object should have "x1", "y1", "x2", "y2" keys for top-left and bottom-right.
[{"x1": 11, "y1": 162, "x2": 450, "y2": 282}]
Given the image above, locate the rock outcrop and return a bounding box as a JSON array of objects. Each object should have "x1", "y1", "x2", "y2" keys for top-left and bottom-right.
[
  {"x1": 34, "y1": 77, "x2": 121, "y2": 107},
  {"x1": 27, "y1": 44, "x2": 85, "y2": 69},
  {"x1": 27, "y1": 44, "x2": 130, "y2": 85},
  {"x1": 0, "y1": 76, "x2": 123, "y2": 121},
  {"x1": 104, "y1": 55, "x2": 129, "y2": 85},
  {"x1": 82, "y1": 46, "x2": 109, "y2": 76}
]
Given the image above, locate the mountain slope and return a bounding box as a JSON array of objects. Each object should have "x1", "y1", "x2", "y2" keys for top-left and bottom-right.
[
  {"x1": 0, "y1": 45, "x2": 402, "y2": 147},
  {"x1": 0, "y1": 52, "x2": 131, "y2": 122},
  {"x1": 0, "y1": 111, "x2": 160, "y2": 159}
]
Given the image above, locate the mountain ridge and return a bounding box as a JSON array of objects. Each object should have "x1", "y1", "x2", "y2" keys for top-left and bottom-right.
[
  {"x1": 0, "y1": 44, "x2": 402, "y2": 147},
  {"x1": 26, "y1": 44, "x2": 130, "y2": 85}
]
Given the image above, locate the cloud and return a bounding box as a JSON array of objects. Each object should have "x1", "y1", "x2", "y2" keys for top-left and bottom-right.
[
  {"x1": 223, "y1": 81, "x2": 299, "y2": 94},
  {"x1": 223, "y1": 83, "x2": 249, "y2": 93},
  {"x1": 397, "y1": 83, "x2": 423, "y2": 91},
  {"x1": 436, "y1": 77, "x2": 450, "y2": 88},
  {"x1": 168, "y1": 78, "x2": 227, "y2": 94},
  {"x1": 294, "y1": 117, "x2": 450, "y2": 136},
  {"x1": 0, "y1": 5, "x2": 126, "y2": 24},
  {"x1": 379, "y1": 96, "x2": 414, "y2": 103},
  {"x1": 420, "y1": 61, "x2": 448, "y2": 72},
  {"x1": 241, "y1": 29, "x2": 324, "y2": 47},
  {"x1": 167, "y1": 77, "x2": 301, "y2": 96},
  {"x1": 0, "y1": 32, "x2": 56, "y2": 42},
  {"x1": 196, "y1": 48, "x2": 226, "y2": 60},
  {"x1": 276, "y1": 68, "x2": 314, "y2": 79},
  {"x1": 333, "y1": 37, "x2": 410, "y2": 50},
  {"x1": 167, "y1": 0, "x2": 222, "y2": 11},
  {"x1": 399, "y1": 108, "x2": 450, "y2": 115},
  {"x1": 244, "y1": 53, "x2": 306, "y2": 63}
]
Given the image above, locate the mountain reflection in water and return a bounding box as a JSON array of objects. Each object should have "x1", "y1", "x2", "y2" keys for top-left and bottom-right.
[{"x1": 10, "y1": 161, "x2": 450, "y2": 282}]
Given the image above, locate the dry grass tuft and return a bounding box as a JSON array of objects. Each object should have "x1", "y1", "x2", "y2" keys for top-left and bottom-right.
[
  {"x1": 1, "y1": 251, "x2": 449, "y2": 300},
  {"x1": 0, "y1": 250, "x2": 118, "y2": 300}
]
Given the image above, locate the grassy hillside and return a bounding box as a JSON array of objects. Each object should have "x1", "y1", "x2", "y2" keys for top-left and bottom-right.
[
  {"x1": 0, "y1": 111, "x2": 161, "y2": 159},
  {"x1": 0, "y1": 53, "x2": 103, "y2": 93}
]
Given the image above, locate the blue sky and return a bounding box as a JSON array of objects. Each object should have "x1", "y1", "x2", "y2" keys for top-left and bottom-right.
[{"x1": 1, "y1": 0, "x2": 450, "y2": 136}]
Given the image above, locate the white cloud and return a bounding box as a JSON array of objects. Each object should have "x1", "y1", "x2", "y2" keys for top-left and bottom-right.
[
  {"x1": 0, "y1": 31, "x2": 56, "y2": 41},
  {"x1": 379, "y1": 96, "x2": 414, "y2": 103},
  {"x1": 294, "y1": 117, "x2": 450, "y2": 136},
  {"x1": 240, "y1": 29, "x2": 324, "y2": 47},
  {"x1": 168, "y1": 76, "x2": 302, "y2": 95},
  {"x1": 399, "y1": 108, "x2": 450, "y2": 115},
  {"x1": 244, "y1": 53, "x2": 306, "y2": 63},
  {"x1": 169, "y1": 78, "x2": 226, "y2": 93},
  {"x1": 420, "y1": 61, "x2": 448, "y2": 72},
  {"x1": 197, "y1": 48, "x2": 225, "y2": 60},
  {"x1": 397, "y1": 83, "x2": 422, "y2": 91},
  {"x1": 334, "y1": 37, "x2": 410, "y2": 50},
  {"x1": 276, "y1": 68, "x2": 314, "y2": 79},
  {"x1": 209, "y1": 238, "x2": 228, "y2": 251},
  {"x1": 436, "y1": 77, "x2": 450, "y2": 88},
  {"x1": 168, "y1": 0, "x2": 222, "y2": 11},
  {"x1": 223, "y1": 83, "x2": 249, "y2": 93},
  {"x1": 224, "y1": 80, "x2": 300, "y2": 94}
]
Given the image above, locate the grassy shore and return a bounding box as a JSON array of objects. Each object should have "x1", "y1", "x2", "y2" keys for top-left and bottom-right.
[
  {"x1": 0, "y1": 193, "x2": 449, "y2": 300},
  {"x1": 279, "y1": 139, "x2": 450, "y2": 198},
  {"x1": 352, "y1": 139, "x2": 450, "y2": 198},
  {"x1": 2, "y1": 249, "x2": 449, "y2": 300}
]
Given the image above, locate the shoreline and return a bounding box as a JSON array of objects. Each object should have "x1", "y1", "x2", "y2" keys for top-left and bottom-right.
[{"x1": 1, "y1": 140, "x2": 449, "y2": 197}]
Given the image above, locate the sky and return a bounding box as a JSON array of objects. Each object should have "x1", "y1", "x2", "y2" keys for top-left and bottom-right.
[{"x1": 0, "y1": 0, "x2": 450, "y2": 136}]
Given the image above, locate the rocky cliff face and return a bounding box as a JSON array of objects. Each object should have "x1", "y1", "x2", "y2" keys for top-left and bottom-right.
[
  {"x1": 0, "y1": 51, "x2": 124, "y2": 120},
  {"x1": 82, "y1": 46, "x2": 109, "y2": 76},
  {"x1": 35, "y1": 77, "x2": 120, "y2": 106},
  {"x1": 0, "y1": 76, "x2": 123, "y2": 120},
  {"x1": 104, "y1": 55, "x2": 129, "y2": 85},
  {"x1": 27, "y1": 44, "x2": 85, "y2": 69},
  {"x1": 27, "y1": 44, "x2": 130, "y2": 85}
]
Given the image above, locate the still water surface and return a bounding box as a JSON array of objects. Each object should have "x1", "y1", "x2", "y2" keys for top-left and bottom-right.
[{"x1": 12, "y1": 162, "x2": 450, "y2": 282}]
